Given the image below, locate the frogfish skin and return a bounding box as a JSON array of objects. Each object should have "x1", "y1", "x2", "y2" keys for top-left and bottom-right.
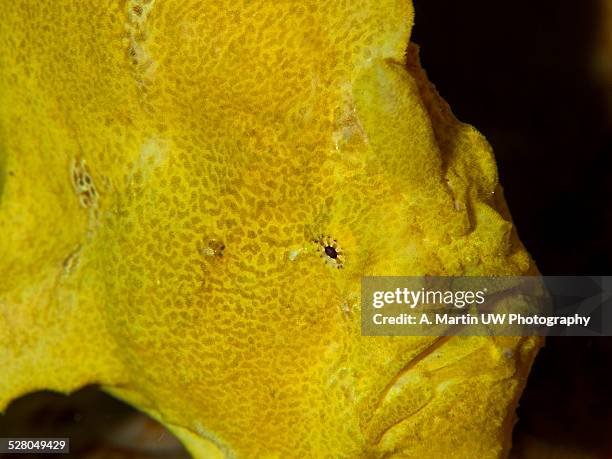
[{"x1": 0, "y1": 1, "x2": 542, "y2": 457}]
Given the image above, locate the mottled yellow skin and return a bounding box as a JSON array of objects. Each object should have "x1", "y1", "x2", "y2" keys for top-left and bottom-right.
[{"x1": 0, "y1": 1, "x2": 541, "y2": 458}]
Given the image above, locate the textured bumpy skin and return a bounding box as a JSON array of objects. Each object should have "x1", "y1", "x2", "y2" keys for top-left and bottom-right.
[{"x1": 0, "y1": 1, "x2": 542, "y2": 458}]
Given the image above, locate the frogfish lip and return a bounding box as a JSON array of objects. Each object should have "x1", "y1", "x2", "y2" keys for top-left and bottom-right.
[
  {"x1": 360, "y1": 279, "x2": 546, "y2": 448},
  {"x1": 362, "y1": 335, "x2": 452, "y2": 446}
]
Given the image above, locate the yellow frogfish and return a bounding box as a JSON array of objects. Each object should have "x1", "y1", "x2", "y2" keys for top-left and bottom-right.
[{"x1": 0, "y1": 1, "x2": 541, "y2": 457}]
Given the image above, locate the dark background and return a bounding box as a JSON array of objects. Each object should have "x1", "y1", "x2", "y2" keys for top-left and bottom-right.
[
  {"x1": 1, "y1": 1, "x2": 611, "y2": 457},
  {"x1": 411, "y1": 0, "x2": 612, "y2": 456}
]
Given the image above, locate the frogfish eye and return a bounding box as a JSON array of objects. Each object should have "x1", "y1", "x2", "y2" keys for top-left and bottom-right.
[{"x1": 324, "y1": 246, "x2": 338, "y2": 259}]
